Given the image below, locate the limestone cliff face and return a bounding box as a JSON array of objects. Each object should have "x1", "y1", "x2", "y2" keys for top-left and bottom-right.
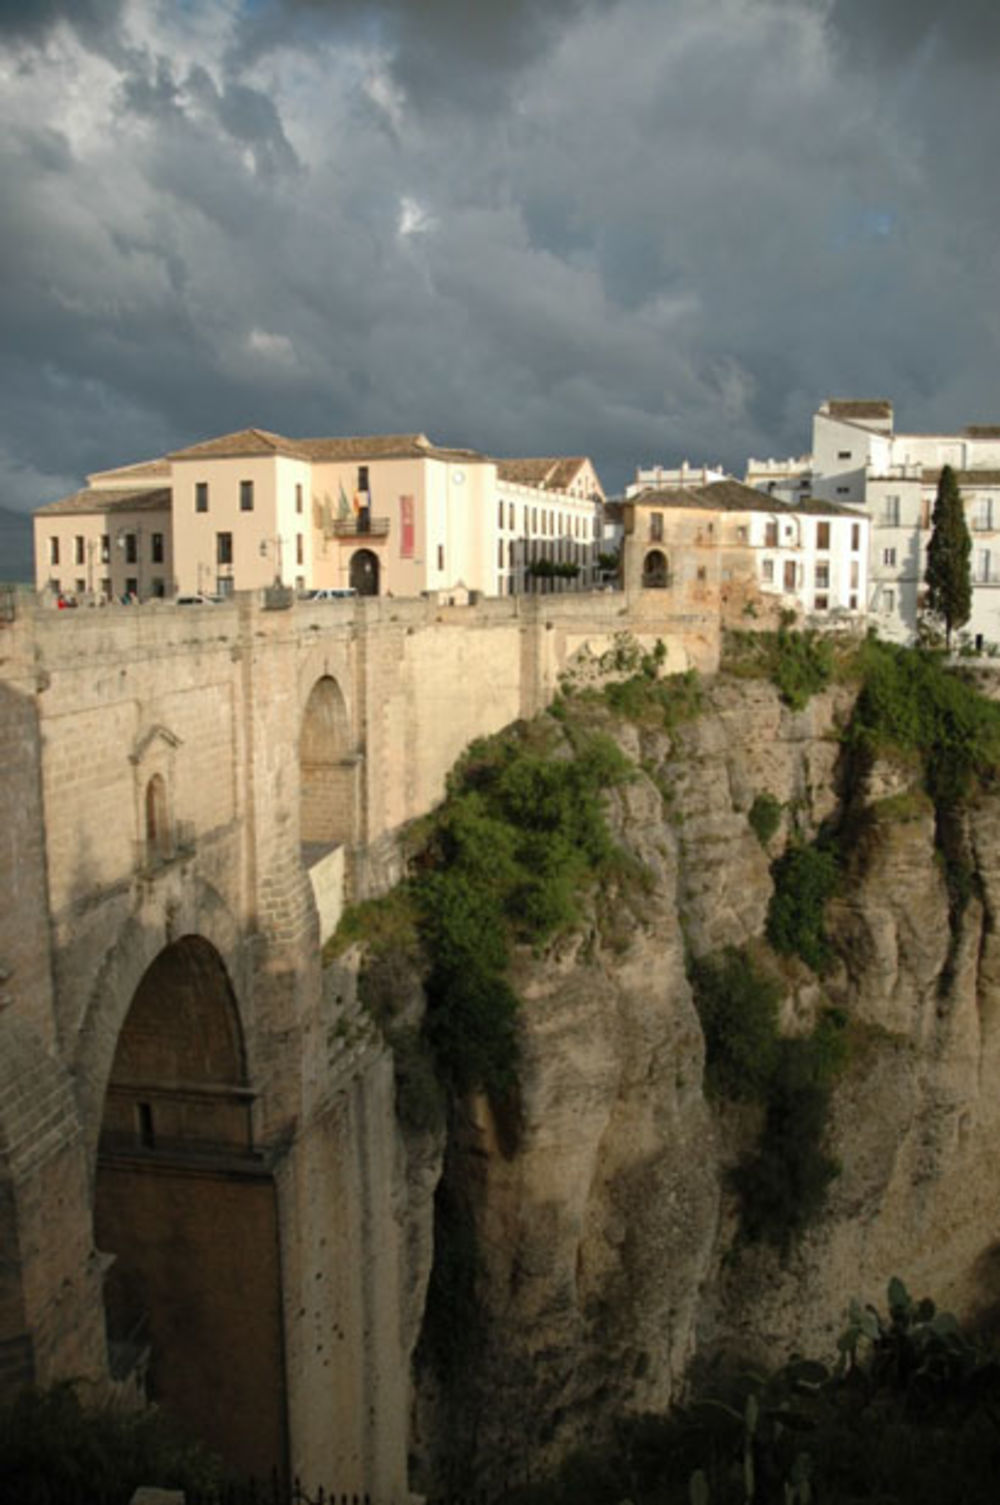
[{"x1": 406, "y1": 674, "x2": 1000, "y2": 1491}]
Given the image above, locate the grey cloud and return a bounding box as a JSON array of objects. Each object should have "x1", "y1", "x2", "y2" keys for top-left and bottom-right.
[{"x1": 0, "y1": 0, "x2": 123, "y2": 45}]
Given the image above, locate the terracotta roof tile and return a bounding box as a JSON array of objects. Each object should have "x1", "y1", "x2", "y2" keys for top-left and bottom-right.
[
  {"x1": 88, "y1": 457, "x2": 171, "y2": 484},
  {"x1": 825, "y1": 399, "x2": 893, "y2": 421},
  {"x1": 632, "y1": 479, "x2": 862, "y2": 517},
  {"x1": 494, "y1": 456, "x2": 590, "y2": 492},
  {"x1": 169, "y1": 427, "x2": 309, "y2": 461},
  {"x1": 963, "y1": 426, "x2": 1000, "y2": 439},
  {"x1": 35, "y1": 486, "x2": 172, "y2": 517}
]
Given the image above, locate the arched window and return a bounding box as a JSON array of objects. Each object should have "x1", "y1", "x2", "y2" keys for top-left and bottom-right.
[
  {"x1": 642, "y1": 550, "x2": 669, "y2": 589},
  {"x1": 144, "y1": 774, "x2": 170, "y2": 862}
]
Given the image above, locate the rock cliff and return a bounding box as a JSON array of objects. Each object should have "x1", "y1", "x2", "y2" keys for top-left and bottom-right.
[{"x1": 380, "y1": 666, "x2": 1000, "y2": 1492}]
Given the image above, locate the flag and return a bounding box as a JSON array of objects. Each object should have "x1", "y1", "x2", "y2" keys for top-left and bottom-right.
[{"x1": 338, "y1": 481, "x2": 351, "y2": 520}]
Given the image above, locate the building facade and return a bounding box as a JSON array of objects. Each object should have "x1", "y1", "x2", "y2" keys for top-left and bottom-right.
[{"x1": 34, "y1": 431, "x2": 604, "y2": 603}]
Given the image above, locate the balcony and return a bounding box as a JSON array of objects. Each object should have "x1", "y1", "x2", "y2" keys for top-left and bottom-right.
[
  {"x1": 973, "y1": 519, "x2": 996, "y2": 533},
  {"x1": 331, "y1": 515, "x2": 390, "y2": 539},
  {"x1": 972, "y1": 571, "x2": 1000, "y2": 587}
]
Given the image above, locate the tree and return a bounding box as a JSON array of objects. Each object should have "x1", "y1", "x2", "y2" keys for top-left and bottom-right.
[{"x1": 924, "y1": 464, "x2": 972, "y2": 650}]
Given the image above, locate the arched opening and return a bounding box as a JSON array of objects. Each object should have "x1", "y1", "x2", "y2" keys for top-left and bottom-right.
[
  {"x1": 300, "y1": 675, "x2": 355, "y2": 850},
  {"x1": 144, "y1": 773, "x2": 170, "y2": 863},
  {"x1": 349, "y1": 548, "x2": 380, "y2": 595},
  {"x1": 94, "y1": 936, "x2": 286, "y2": 1482},
  {"x1": 642, "y1": 548, "x2": 670, "y2": 588}
]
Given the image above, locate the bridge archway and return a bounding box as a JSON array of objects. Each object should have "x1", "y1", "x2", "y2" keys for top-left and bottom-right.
[
  {"x1": 94, "y1": 935, "x2": 286, "y2": 1481},
  {"x1": 300, "y1": 674, "x2": 356, "y2": 849}
]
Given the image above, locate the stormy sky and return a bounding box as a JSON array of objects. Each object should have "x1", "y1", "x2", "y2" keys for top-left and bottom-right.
[{"x1": 1, "y1": 0, "x2": 998, "y2": 511}]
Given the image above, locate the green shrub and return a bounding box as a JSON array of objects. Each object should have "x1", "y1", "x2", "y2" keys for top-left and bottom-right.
[
  {"x1": 770, "y1": 627, "x2": 834, "y2": 710},
  {"x1": 689, "y1": 947, "x2": 781, "y2": 1101},
  {"x1": 747, "y1": 792, "x2": 782, "y2": 846},
  {"x1": 603, "y1": 667, "x2": 702, "y2": 729},
  {"x1": 766, "y1": 842, "x2": 839, "y2": 972}
]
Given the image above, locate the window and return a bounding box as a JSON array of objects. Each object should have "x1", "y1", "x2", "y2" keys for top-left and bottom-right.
[
  {"x1": 497, "y1": 540, "x2": 503, "y2": 566},
  {"x1": 815, "y1": 563, "x2": 830, "y2": 589},
  {"x1": 151, "y1": 532, "x2": 164, "y2": 563},
  {"x1": 850, "y1": 561, "x2": 860, "y2": 588},
  {"x1": 295, "y1": 575, "x2": 305, "y2": 593},
  {"x1": 836, "y1": 485, "x2": 850, "y2": 495},
  {"x1": 882, "y1": 548, "x2": 896, "y2": 567},
  {"x1": 815, "y1": 594, "x2": 829, "y2": 611},
  {"x1": 100, "y1": 534, "x2": 110, "y2": 563},
  {"x1": 884, "y1": 495, "x2": 900, "y2": 526},
  {"x1": 125, "y1": 533, "x2": 138, "y2": 563},
  {"x1": 650, "y1": 512, "x2": 664, "y2": 542},
  {"x1": 50, "y1": 537, "x2": 60, "y2": 565},
  {"x1": 850, "y1": 594, "x2": 858, "y2": 610},
  {"x1": 851, "y1": 523, "x2": 860, "y2": 551},
  {"x1": 920, "y1": 499, "x2": 931, "y2": 529},
  {"x1": 976, "y1": 498, "x2": 994, "y2": 531},
  {"x1": 151, "y1": 578, "x2": 164, "y2": 597},
  {"x1": 884, "y1": 588, "x2": 895, "y2": 614},
  {"x1": 74, "y1": 535, "x2": 85, "y2": 565},
  {"x1": 296, "y1": 482, "x2": 303, "y2": 515},
  {"x1": 508, "y1": 503, "x2": 514, "y2": 530},
  {"x1": 498, "y1": 500, "x2": 504, "y2": 527},
  {"x1": 75, "y1": 578, "x2": 85, "y2": 596},
  {"x1": 240, "y1": 480, "x2": 254, "y2": 512},
  {"x1": 196, "y1": 482, "x2": 209, "y2": 513},
  {"x1": 296, "y1": 533, "x2": 304, "y2": 566},
  {"x1": 125, "y1": 576, "x2": 138, "y2": 597},
  {"x1": 358, "y1": 465, "x2": 369, "y2": 492},
  {"x1": 978, "y1": 549, "x2": 992, "y2": 583},
  {"x1": 216, "y1": 531, "x2": 233, "y2": 565},
  {"x1": 837, "y1": 450, "x2": 852, "y2": 460},
  {"x1": 816, "y1": 521, "x2": 830, "y2": 550},
  {"x1": 765, "y1": 521, "x2": 778, "y2": 547},
  {"x1": 761, "y1": 558, "x2": 774, "y2": 583},
  {"x1": 437, "y1": 544, "x2": 445, "y2": 570},
  {"x1": 217, "y1": 576, "x2": 234, "y2": 597}
]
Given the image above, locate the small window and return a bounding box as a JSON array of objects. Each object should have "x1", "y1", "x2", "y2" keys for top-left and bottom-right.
[
  {"x1": 851, "y1": 523, "x2": 860, "y2": 551},
  {"x1": 137, "y1": 1102, "x2": 155, "y2": 1149},
  {"x1": 358, "y1": 465, "x2": 369, "y2": 492},
  {"x1": 125, "y1": 533, "x2": 138, "y2": 563},
  {"x1": 74, "y1": 535, "x2": 85, "y2": 565},
  {"x1": 837, "y1": 450, "x2": 852, "y2": 460},
  {"x1": 75, "y1": 578, "x2": 85, "y2": 596},
  {"x1": 650, "y1": 512, "x2": 664, "y2": 542},
  {"x1": 761, "y1": 558, "x2": 774, "y2": 583},
  {"x1": 217, "y1": 576, "x2": 234, "y2": 597},
  {"x1": 49, "y1": 536, "x2": 60, "y2": 565},
  {"x1": 100, "y1": 577, "x2": 111, "y2": 597},
  {"x1": 151, "y1": 578, "x2": 165, "y2": 597},
  {"x1": 125, "y1": 576, "x2": 138, "y2": 597},
  {"x1": 151, "y1": 532, "x2": 164, "y2": 563},
  {"x1": 498, "y1": 500, "x2": 504, "y2": 527},
  {"x1": 850, "y1": 561, "x2": 860, "y2": 588},
  {"x1": 815, "y1": 593, "x2": 829, "y2": 611},
  {"x1": 296, "y1": 533, "x2": 304, "y2": 566},
  {"x1": 296, "y1": 482, "x2": 303, "y2": 514},
  {"x1": 100, "y1": 534, "x2": 110, "y2": 563},
  {"x1": 850, "y1": 594, "x2": 858, "y2": 610},
  {"x1": 884, "y1": 495, "x2": 900, "y2": 526},
  {"x1": 196, "y1": 481, "x2": 209, "y2": 512},
  {"x1": 438, "y1": 544, "x2": 445, "y2": 570},
  {"x1": 240, "y1": 480, "x2": 254, "y2": 512},
  {"x1": 882, "y1": 548, "x2": 896, "y2": 567},
  {"x1": 765, "y1": 521, "x2": 778, "y2": 547},
  {"x1": 508, "y1": 503, "x2": 515, "y2": 530},
  {"x1": 884, "y1": 588, "x2": 896, "y2": 613},
  {"x1": 217, "y1": 531, "x2": 233, "y2": 565},
  {"x1": 815, "y1": 563, "x2": 830, "y2": 589},
  {"x1": 816, "y1": 521, "x2": 830, "y2": 550},
  {"x1": 836, "y1": 486, "x2": 850, "y2": 496},
  {"x1": 497, "y1": 540, "x2": 503, "y2": 566}
]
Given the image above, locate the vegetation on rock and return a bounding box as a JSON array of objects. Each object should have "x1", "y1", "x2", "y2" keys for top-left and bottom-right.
[
  {"x1": 747, "y1": 792, "x2": 782, "y2": 847},
  {"x1": 722, "y1": 625, "x2": 835, "y2": 710}
]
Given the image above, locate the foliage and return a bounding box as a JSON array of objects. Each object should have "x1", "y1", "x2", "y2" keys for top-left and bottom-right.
[
  {"x1": 526, "y1": 558, "x2": 580, "y2": 579},
  {"x1": 0, "y1": 1382, "x2": 221, "y2": 1504},
  {"x1": 849, "y1": 637, "x2": 1000, "y2": 806},
  {"x1": 689, "y1": 947, "x2": 781, "y2": 1102},
  {"x1": 747, "y1": 792, "x2": 781, "y2": 847},
  {"x1": 731, "y1": 1019, "x2": 846, "y2": 1251},
  {"x1": 603, "y1": 666, "x2": 702, "y2": 729},
  {"x1": 504, "y1": 1280, "x2": 1000, "y2": 1505},
  {"x1": 722, "y1": 627, "x2": 834, "y2": 710},
  {"x1": 766, "y1": 842, "x2": 839, "y2": 972},
  {"x1": 925, "y1": 464, "x2": 972, "y2": 650}
]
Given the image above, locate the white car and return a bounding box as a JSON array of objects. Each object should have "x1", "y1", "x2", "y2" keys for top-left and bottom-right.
[
  {"x1": 301, "y1": 588, "x2": 357, "y2": 602},
  {"x1": 175, "y1": 593, "x2": 223, "y2": 605}
]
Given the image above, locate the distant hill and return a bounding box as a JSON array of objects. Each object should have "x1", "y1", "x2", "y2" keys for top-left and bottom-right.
[{"x1": 0, "y1": 507, "x2": 33, "y2": 583}]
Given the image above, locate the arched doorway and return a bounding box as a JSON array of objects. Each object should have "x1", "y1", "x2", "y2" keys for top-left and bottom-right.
[
  {"x1": 349, "y1": 548, "x2": 379, "y2": 595},
  {"x1": 642, "y1": 548, "x2": 669, "y2": 588},
  {"x1": 300, "y1": 675, "x2": 355, "y2": 849},
  {"x1": 94, "y1": 937, "x2": 286, "y2": 1482}
]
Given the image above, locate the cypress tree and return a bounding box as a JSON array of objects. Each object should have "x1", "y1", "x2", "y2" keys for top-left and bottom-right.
[{"x1": 924, "y1": 463, "x2": 972, "y2": 650}]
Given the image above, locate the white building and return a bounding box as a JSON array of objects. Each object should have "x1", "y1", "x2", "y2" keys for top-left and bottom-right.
[
  {"x1": 626, "y1": 459, "x2": 727, "y2": 498},
  {"x1": 747, "y1": 400, "x2": 1000, "y2": 647}
]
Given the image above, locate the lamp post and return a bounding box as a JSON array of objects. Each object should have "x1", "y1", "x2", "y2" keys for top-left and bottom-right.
[{"x1": 259, "y1": 535, "x2": 287, "y2": 586}]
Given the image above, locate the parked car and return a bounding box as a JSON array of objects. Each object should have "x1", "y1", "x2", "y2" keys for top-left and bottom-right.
[
  {"x1": 175, "y1": 593, "x2": 223, "y2": 605},
  {"x1": 300, "y1": 588, "x2": 357, "y2": 601}
]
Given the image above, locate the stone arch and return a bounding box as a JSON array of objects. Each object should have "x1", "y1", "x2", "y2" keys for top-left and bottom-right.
[
  {"x1": 300, "y1": 674, "x2": 357, "y2": 849},
  {"x1": 349, "y1": 547, "x2": 380, "y2": 595},
  {"x1": 94, "y1": 935, "x2": 287, "y2": 1480},
  {"x1": 642, "y1": 548, "x2": 670, "y2": 588}
]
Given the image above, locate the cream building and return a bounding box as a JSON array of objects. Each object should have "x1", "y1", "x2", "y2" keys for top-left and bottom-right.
[
  {"x1": 34, "y1": 430, "x2": 604, "y2": 602},
  {"x1": 623, "y1": 478, "x2": 868, "y2": 623}
]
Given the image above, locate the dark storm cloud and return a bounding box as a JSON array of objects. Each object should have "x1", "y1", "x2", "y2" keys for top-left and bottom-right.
[
  {"x1": 0, "y1": 0, "x2": 123, "y2": 44},
  {"x1": 2, "y1": 0, "x2": 1000, "y2": 515}
]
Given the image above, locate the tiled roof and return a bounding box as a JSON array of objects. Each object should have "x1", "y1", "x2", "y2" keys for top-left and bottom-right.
[
  {"x1": 169, "y1": 427, "x2": 309, "y2": 461},
  {"x1": 169, "y1": 427, "x2": 485, "y2": 465},
  {"x1": 964, "y1": 426, "x2": 1000, "y2": 439},
  {"x1": 88, "y1": 457, "x2": 171, "y2": 484},
  {"x1": 632, "y1": 479, "x2": 861, "y2": 517},
  {"x1": 494, "y1": 456, "x2": 588, "y2": 491},
  {"x1": 35, "y1": 486, "x2": 172, "y2": 517},
  {"x1": 922, "y1": 468, "x2": 1000, "y2": 487},
  {"x1": 825, "y1": 399, "x2": 893, "y2": 421}
]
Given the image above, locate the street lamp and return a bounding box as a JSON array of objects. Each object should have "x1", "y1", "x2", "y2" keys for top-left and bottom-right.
[{"x1": 259, "y1": 535, "x2": 287, "y2": 585}]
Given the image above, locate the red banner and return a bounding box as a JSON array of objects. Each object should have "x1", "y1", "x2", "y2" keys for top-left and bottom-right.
[{"x1": 400, "y1": 495, "x2": 414, "y2": 558}]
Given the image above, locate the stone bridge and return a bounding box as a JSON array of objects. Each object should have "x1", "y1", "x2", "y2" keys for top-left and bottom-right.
[{"x1": 0, "y1": 589, "x2": 717, "y2": 1498}]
